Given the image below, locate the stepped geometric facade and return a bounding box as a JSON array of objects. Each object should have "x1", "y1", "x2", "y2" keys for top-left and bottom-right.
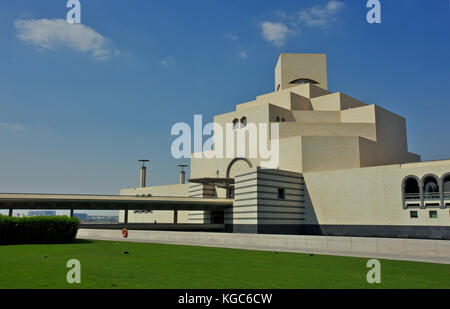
[{"x1": 120, "y1": 54, "x2": 450, "y2": 239}]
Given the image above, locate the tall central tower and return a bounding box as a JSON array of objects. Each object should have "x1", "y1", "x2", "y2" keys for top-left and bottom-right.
[{"x1": 274, "y1": 53, "x2": 328, "y2": 91}]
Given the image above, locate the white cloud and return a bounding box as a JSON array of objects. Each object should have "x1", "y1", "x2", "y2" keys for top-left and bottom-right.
[
  {"x1": 0, "y1": 122, "x2": 25, "y2": 131},
  {"x1": 261, "y1": 21, "x2": 290, "y2": 48},
  {"x1": 238, "y1": 50, "x2": 248, "y2": 59},
  {"x1": 260, "y1": 1, "x2": 344, "y2": 47},
  {"x1": 225, "y1": 32, "x2": 248, "y2": 59},
  {"x1": 160, "y1": 56, "x2": 176, "y2": 67},
  {"x1": 299, "y1": 0, "x2": 344, "y2": 27},
  {"x1": 14, "y1": 18, "x2": 116, "y2": 60},
  {"x1": 224, "y1": 33, "x2": 239, "y2": 41}
]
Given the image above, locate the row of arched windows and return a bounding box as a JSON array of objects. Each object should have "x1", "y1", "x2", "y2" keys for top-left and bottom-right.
[
  {"x1": 232, "y1": 117, "x2": 247, "y2": 129},
  {"x1": 402, "y1": 173, "x2": 450, "y2": 208}
]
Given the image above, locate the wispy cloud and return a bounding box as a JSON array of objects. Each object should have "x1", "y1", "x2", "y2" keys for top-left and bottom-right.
[
  {"x1": 260, "y1": 21, "x2": 290, "y2": 48},
  {"x1": 0, "y1": 122, "x2": 25, "y2": 131},
  {"x1": 299, "y1": 0, "x2": 345, "y2": 28},
  {"x1": 238, "y1": 50, "x2": 248, "y2": 59},
  {"x1": 160, "y1": 56, "x2": 176, "y2": 67},
  {"x1": 14, "y1": 18, "x2": 117, "y2": 60},
  {"x1": 260, "y1": 1, "x2": 344, "y2": 47},
  {"x1": 225, "y1": 32, "x2": 248, "y2": 59}
]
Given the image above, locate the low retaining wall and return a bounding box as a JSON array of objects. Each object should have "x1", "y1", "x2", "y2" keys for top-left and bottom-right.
[{"x1": 77, "y1": 229, "x2": 450, "y2": 264}]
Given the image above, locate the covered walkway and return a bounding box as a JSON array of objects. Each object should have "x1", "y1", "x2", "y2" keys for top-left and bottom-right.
[{"x1": 0, "y1": 193, "x2": 232, "y2": 227}]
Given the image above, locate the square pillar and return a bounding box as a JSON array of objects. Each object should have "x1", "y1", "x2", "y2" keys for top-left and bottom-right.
[
  {"x1": 124, "y1": 208, "x2": 128, "y2": 224},
  {"x1": 173, "y1": 210, "x2": 178, "y2": 224}
]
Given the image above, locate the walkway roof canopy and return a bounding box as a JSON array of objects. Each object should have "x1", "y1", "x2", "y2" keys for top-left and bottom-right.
[{"x1": 0, "y1": 193, "x2": 232, "y2": 211}]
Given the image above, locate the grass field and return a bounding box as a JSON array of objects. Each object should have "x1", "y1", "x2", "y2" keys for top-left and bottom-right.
[{"x1": 0, "y1": 239, "x2": 449, "y2": 289}]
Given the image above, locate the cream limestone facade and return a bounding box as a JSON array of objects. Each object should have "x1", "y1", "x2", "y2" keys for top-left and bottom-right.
[{"x1": 120, "y1": 53, "x2": 450, "y2": 239}]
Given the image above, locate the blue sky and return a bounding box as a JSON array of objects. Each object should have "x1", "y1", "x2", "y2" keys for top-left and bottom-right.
[{"x1": 0, "y1": 0, "x2": 449, "y2": 198}]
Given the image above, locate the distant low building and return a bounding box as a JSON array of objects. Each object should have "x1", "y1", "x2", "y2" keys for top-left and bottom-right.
[
  {"x1": 74, "y1": 213, "x2": 88, "y2": 221},
  {"x1": 27, "y1": 210, "x2": 56, "y2": 217}
]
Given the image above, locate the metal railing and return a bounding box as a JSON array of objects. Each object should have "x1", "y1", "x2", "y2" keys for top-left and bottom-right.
[
  {"x1": 404, "y1": 193, "x2": 420, "y2": 200},
  {"x1": 423, "y1": 192, "x2": 441, "y2": 199}
]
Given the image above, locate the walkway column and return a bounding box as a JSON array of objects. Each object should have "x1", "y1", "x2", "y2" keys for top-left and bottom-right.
[
  {"x1": 8, "y1": 209, "x2": 13, "y2": 217},
  {"x1": 70, "y1": 209, "x2": 74, "y2": 217},
  {"x1": 124, "y1": 208, "x2": 128, "y2": 224}
]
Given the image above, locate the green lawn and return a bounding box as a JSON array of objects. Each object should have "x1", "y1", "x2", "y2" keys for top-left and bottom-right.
[{"x1": 0, "y1": 239, "x2": 448, "y2": 289}]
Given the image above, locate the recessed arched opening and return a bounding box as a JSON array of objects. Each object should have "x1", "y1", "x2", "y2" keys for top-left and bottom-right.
[
  {"x1": 226, "y1": 158, "x2": 253, "y2": 199},
  {"x1": 240, "y1": 116, "x2": 247, "y2": 128},
  {"x1": 275, "y1": 116, "x2": 280, "y2": 122},
  {"x1": 402, "y1": 176, "x2": 421, "y2": 208},
  {"x1": 422, "y1": 174, "x2": 440, "y2": 200},
  {"x1": 403, "y1": 177, "x2": 420, "y2": 197},
  {"x1": 289, "y1": 78, "x2": 318, "y2": 85},
  {"x1": 232, "y1": 118, "x2": 239, "y2": 130},
  {"x1": 226, "y1": 157, "x2": 252, "y2": 179}
]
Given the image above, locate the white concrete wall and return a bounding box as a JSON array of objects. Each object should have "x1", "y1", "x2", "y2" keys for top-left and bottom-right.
[
  {"x1": 76, "y1": 229, "x2": 450, "y2": 264},
  {"x1": 303, "y1": 160, "x2": 450, "y2": 226}
]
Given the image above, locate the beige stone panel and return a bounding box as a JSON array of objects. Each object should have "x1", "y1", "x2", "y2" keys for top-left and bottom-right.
[
  {"x1": 310, "y1": 92, "x2": 341, "y2": 111},
  {"x1": 310, "y1": 92, "x2": 367, "y2": 111},
  {"x1": 301, "y1": 136, "x2": 361, "y2": 172},
  {"x1": 292, "y1": 110, "x2": 341, "y2": 123},
  {"x1": 278, "y1": 136, "x2": 302, "y2": 172},
  {"x1": 308, "y1": 84, "x2": 332, "y2": 98},
  {"x1": 278, "y1": 122, "x2": 377, "y2": 141},
  {"x1": 303, "y1": 167, "x2": 386, "y2": 225},
  {"x1": 235, "y1": 99, "x2": 260, "y2": 111},
  {"x1": 339, "y1": 93, "x2": 367, "y2": 110},
  {"x1": 340, "y1": 105, "x2": 376, "y2": 123}
]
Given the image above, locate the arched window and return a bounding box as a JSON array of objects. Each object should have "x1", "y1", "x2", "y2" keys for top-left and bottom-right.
[
  {"x1": 442, "y1": 174, "x2": 450, "y2": 198},
  {"x1": 233, "y1": 118, "x2": 239, "y2": 129},
  {"x1": 403, "y1": 177, "x2": 420, "y2": 200},
  {"x1": 281, "y1": 118, "x2": 286, "y2": 122},
  {"x1": 289, "y1": 78, "x2": 318, "y2": 85},
  {"x1": 423, "y1": 175, "x2": 440, "y2": 199},
  {"x1": 276, "y1": 116, "x2": 280, "y2": 122},
  {"x1": 240, "y1": 117, "x2": 247, "y2": 128}
]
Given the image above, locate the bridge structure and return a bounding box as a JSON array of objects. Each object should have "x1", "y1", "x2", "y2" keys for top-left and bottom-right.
[{"x1": 0, "y1": 193, "x2": 233, "y2": 232}]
